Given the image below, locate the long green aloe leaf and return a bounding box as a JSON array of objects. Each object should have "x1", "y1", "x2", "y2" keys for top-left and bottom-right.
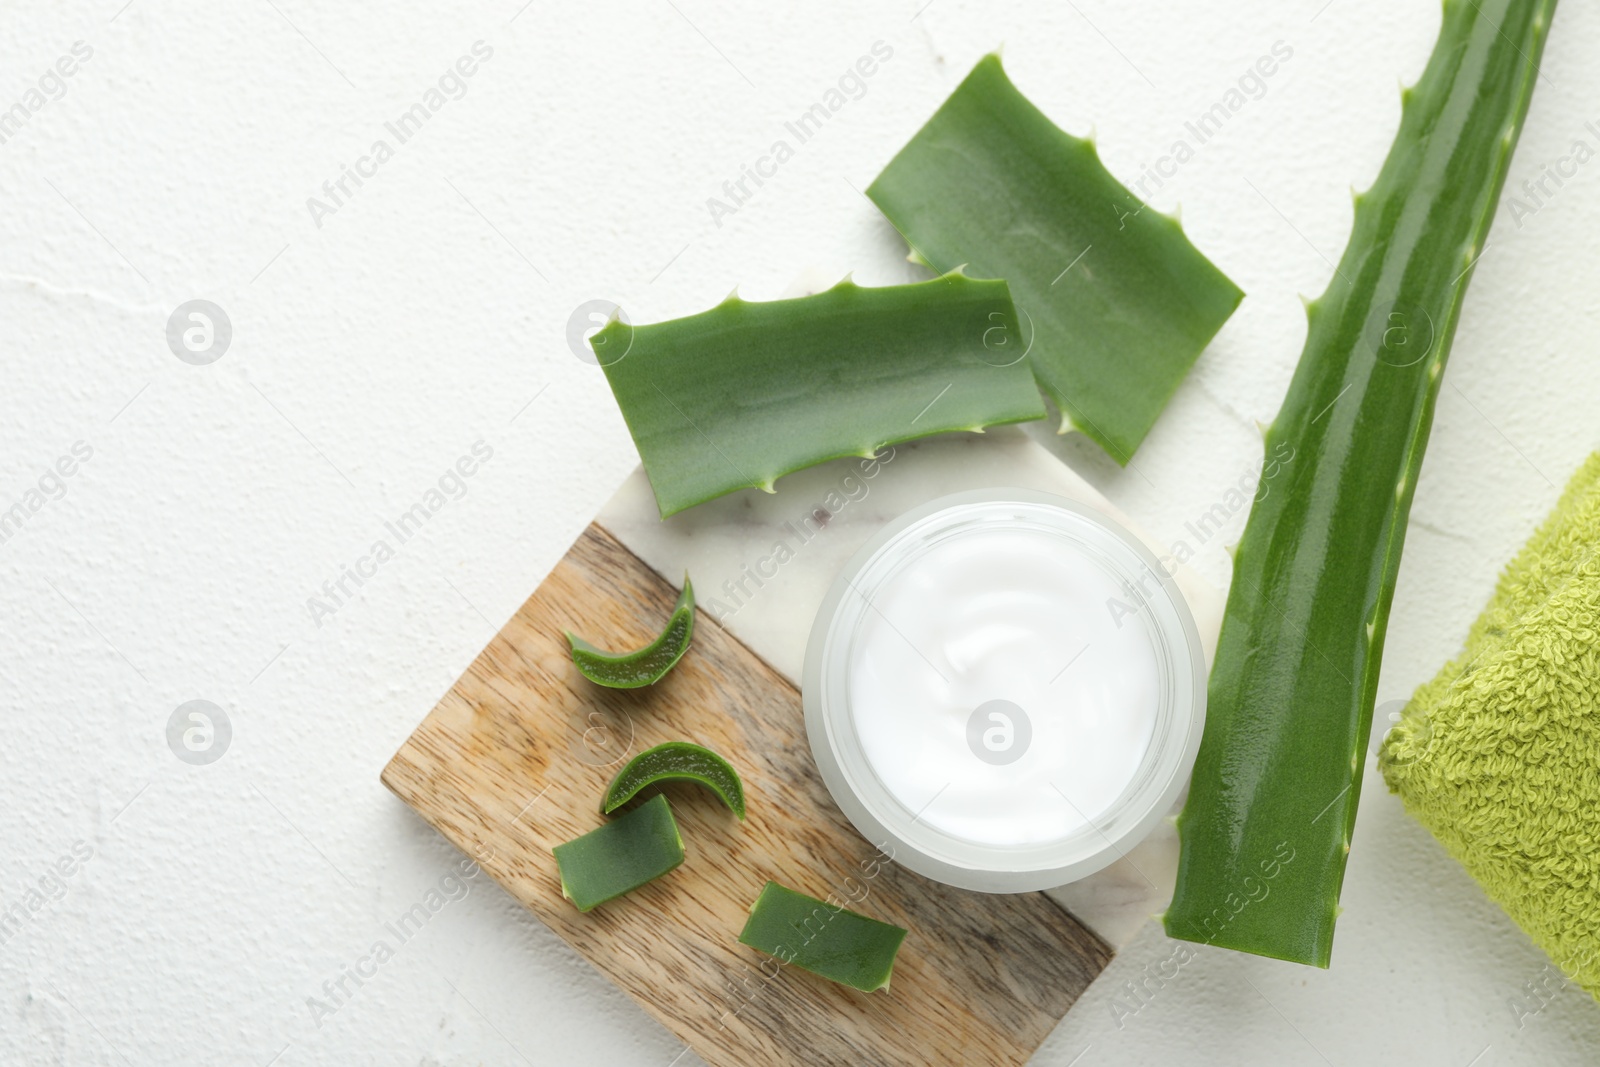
[
  {"x1": 1166, "y1": 0, "x2": 1557, "y2": 966},
  {"x1": 593, "y1": 273, "x2": 1044, "y2": 517},
  {"x1": 867, "y1": 54, "x2": 1242, "y2": 463}
]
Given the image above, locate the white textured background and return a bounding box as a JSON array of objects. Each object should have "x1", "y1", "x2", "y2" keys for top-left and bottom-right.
[{"x1": 2, "y1": 0, "x2": 1598, "y2": 1064}]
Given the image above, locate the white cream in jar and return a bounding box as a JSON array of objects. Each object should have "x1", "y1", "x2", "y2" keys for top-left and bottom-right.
[{"x1": 804, "y1": 489, "x2": 1205, "y2": 892}]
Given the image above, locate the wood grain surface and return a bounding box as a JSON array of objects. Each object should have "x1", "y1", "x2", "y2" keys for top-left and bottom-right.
[{"x1": 382, "y1": 523, "x2": 1112, "y2": 1067}]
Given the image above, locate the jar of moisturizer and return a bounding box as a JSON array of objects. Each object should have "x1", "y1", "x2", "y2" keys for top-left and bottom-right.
[{"x1": 803, "y1": 488, "x2": 1206, "y2": 893}]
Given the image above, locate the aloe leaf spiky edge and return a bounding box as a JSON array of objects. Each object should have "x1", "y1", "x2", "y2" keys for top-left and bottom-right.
[
  {"x1": 1166, "y1": 0, "x2": 1558, "y2": 967},
  {"x1": 592, "y1": 272, "x2": 1045, "y2": 518}
]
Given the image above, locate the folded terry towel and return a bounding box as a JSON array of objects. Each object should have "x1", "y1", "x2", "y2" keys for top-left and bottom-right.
[{"x1": 1381, "y1": 452, "x2": 1600, "y2": 997}]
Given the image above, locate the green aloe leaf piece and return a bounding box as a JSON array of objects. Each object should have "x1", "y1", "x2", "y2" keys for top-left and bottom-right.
[
  {"x1": 867, "y1": 53, "x2": 1243, "y2": 463},
  {"x1": 602, "y1": 741, "x2": 746, "y2": 820},
  {"x1": 566, "y1": 577, "x2": 694, "y2": 688},
  {"x1": 553, "y1": 794, "x2": 686, "y2": 912},
  {"x1": 738, "y1": 881, "x2": 907, "y2": 993},
  {"x1": 592, "y1": 273, "x2": 1045, "y2": 517},
  {"x1": 1167, "y1": 0, "x2": 1557, "y2": 966}
]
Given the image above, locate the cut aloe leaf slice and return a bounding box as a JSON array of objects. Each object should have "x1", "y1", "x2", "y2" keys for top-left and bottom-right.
[
  {"x1": 867, "y1": 53, "x2": 1242, "y2": 463},
  {"x1": 591, "y1": 272, "x2": 1046, "y2": 517},
  {"x1": 738, "y1": 881, "x2": 907, "y2": 993},
  {"x1": 553, "y1": 794, "x2": 686, "y2": 912},
  {"x1": 566, "y1": 577, "x2": 694, "y2": 688},
  {"x1": 603, "y1": 741, "x2": 746, "y2": 820},
  {"x1": 1166, "y1": 0, "x2": 1556, "y2": 967}
]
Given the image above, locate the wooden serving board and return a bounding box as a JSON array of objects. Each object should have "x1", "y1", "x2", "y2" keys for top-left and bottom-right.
[{"x1": 382, "y1": 522, "x2": 1112, "y2": 1067}]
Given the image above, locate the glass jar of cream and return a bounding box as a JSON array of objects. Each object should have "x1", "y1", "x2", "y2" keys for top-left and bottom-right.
[{"x1": 803, "y1": 489, "x2": 1205, "y2": 892}]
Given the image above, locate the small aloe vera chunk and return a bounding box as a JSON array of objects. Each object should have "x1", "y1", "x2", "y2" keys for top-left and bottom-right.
[
  {"x1": 1167, "y1": 0, "x2": 1557, "y2": 967},
  {"x1": 566, "y1": 578, "x2": 694, "y2": 688},
  {"x1": 603, "y1": 741, "x2": 746, "y2": 820},
  {"x1": 868, "y1": 53, "x2": 1242, "y2": 463},
  {"x1": 592, "y1": 272, "x2": 1045, "y2": 517},
  {"x1": 553, "y1": 794, "x2": 685, "y2": 912},
  {"x1": 738, "y1": 881, "x2": 907, "y2": 993}
]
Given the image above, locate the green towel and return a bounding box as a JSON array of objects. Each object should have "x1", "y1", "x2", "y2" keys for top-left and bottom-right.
[{"x1": 1381, "y1": 452, "x2": 1600, "y2": 997}]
